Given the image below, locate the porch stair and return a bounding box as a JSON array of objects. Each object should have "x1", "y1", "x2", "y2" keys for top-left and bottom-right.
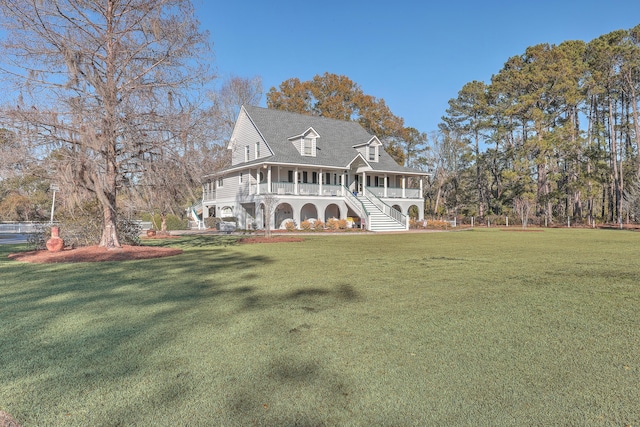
[{"x1": 357, "y1": 195, "x2": 407, "y2": 232}]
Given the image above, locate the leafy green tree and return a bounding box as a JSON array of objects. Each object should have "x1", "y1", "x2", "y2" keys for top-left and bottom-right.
[{"x1": 442, "y1": 80, "x2": 490, "y2": 217}]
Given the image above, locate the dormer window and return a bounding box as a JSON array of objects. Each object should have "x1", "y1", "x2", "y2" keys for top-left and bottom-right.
[{"x1": 288, "y1": 127, "x2": 319, "y2": 157}]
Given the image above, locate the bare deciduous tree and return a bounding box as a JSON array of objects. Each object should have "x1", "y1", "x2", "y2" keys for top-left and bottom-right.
[
  {"x1": 514, "y1": 196, "x2": 534, "y2": 229},
  {"x1": 257, "y1": 193, "x2": 279, "y2": 238},
  {"x1": 210, "y1": 75, "x2": 263, "y2": 140},
  {"x1": 0, "y1": 0, "x2": 212, "y2": 247}
]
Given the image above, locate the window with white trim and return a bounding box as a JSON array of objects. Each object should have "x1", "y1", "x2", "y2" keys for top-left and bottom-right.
[
  {"x1": 303, "y1": 137, "x2": 313, "y2": 156},
  {"x1": 255, "y1": 141, "x2": 260, "y2": 159},
  {"x1": 245, "y1": 145, "x2": 250, "y2": 162},
  {"x1": 369, "y1": 145, "x2": 379, "y2": 162}
]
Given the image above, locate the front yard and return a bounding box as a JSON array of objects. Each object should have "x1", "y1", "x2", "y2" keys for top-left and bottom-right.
[{"x1": 1, "y1": 229, "x2": 639, "y2": 425}]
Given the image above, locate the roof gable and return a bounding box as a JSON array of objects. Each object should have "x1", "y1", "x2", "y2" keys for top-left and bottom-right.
[{"x1": 288, "y1": 127, "x2": 320, "y2": 141}]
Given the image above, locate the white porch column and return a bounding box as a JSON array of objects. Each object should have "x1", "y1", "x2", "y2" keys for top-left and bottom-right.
[
  {"x1": 319, "y1": 169, "x2": 323, "y2": 195},
  {"x1": 419, "y1": 177, "x2": 423, "y2": 197},
  {"x1": 362, "y1": 171, "x2": 366, "y2": 196},
  {"x1": 402, "y1": 176, "x2": 406, "y2": 198},
  {"x1": 294, "y1": 168, "x2": 299, "y2": 195},
  {"x1": 256, "y1": 169, "x2": 260, "y2": 195},
  {"x1": 267, "y1": 166, "x2": 272, "y2": 193},
  {"x1": 384, "y1": 174, "x2": 388, "y2": 198},
  {"x1": 340, "y1": 173, "x2": 345, "y2": 196}
]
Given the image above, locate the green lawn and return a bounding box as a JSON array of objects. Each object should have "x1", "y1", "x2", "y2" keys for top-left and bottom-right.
[{"x1": 1, "y1": 229, "x2": 639, "y2": 426}]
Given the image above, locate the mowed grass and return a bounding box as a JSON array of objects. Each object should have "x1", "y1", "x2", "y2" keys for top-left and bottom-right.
[{"x1": 1, "y1": 229, "x2": 639, "y2": 426}]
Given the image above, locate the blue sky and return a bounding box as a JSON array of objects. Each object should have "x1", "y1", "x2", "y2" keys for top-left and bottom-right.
[{"x1": 200, "y1": 1, "x2": 639, "y2": 134}]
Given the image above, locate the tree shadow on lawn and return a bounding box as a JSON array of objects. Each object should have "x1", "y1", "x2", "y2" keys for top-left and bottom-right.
[
  {"x1": 0, "y1": 243, "x2": 364, "y2": 426},
  {"x1": 146, "y1": 234, "x2": 241, "y2": 248},
  {"x1": 0, "y1": 246, "x2": 269, "y2": 425},
  {"x1": 225, "y1": 282, "x2": 361, "y2": 425}
]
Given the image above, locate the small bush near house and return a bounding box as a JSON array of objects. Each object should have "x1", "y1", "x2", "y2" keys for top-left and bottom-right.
[
  {"x1": 285, "y1": 220, "x2": 297, "y2": 232},
  {"x1": 426, "y1": 220, "x2": 450, "y2": 230},
  {"x1": 326, "y1": 218, "x2": 339, "y2": 231},
  {"x1": 337, "y1": 219, "x2": 348, "y2": 230},
  {"x1": 313, "y1": 220, "x2": 325, "y2": 231},
  {"x1": 204, "y1": 217, "x2": 221, "y2": 229},
  {"x1": 300, "y1": 220, "x2": 312, "y2": 231},
  {"x1": 410, "y1": 218, "x2": 427, "y2": 229}
]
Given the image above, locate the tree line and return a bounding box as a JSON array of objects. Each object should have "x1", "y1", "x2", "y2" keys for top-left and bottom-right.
[{"x1": 435, "y1": 25, "x2": 640, "y2": 225}]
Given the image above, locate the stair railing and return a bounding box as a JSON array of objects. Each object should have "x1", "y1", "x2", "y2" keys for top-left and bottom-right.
[
  {"x1": 363, "y1": 188, "x2": 408, "y2": 229},
  {"x1": 343, "y1": 186, "x2": 370, "y2": 230}
]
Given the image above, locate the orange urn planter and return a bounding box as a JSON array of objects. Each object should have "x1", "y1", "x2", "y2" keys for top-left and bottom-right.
[{"x1": 46, "y1": 226, "x2": 64, "y2": 252}]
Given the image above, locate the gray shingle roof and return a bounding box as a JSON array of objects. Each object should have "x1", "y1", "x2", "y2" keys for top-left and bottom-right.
[{"x1": 243, "y1": 106, "x2": 423, "y2": 174}]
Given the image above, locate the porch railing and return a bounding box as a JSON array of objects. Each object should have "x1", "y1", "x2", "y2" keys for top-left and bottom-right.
[
  {"x1": 203, "y1": 190, "x2": 216, "y2": 202},
  {"x1": 343, "y1": 185, "x2": 370, "y2": 230},
  {"x1": 204, "y1": 182, "x2": 420, "y2": 201},
  {"x1": 271, "y1": 182, "x2": 295, "y2": 195},
  {"x1": 365, "y1": 186, "x2": 421, "y2": 199},
  {"x1": 405, "y1": 188, "x2": 421, "y2": 198},
  {"x1": 258, "y1": 182, "x2": 343, "y2": 196},
  {"x1": 298, "y1": 183, "x2": 319, "y2": 195},
  {"x1": 364, "y1": 189, "x2": 408, "y2": 229}
]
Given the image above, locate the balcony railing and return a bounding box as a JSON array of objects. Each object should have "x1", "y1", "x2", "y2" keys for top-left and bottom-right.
[
  {"x1": 203, "y1": 190, "x2": 216, "y2": 202},
  {"x1": 202, "y1": 183, "x2": 420, "y2": 201},
  {"x1": 365, "y1": 186, "x2": 421, "y2": 199}
]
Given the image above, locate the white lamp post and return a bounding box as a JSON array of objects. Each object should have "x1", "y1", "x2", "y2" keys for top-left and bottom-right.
[{"x1": 49, "y1": 184, "x2": 59, "y2": 224}]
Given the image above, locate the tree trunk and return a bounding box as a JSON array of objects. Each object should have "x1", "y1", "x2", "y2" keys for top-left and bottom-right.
[
  {"x1": 608, "y1": 97, "x2": 622, "y2": 224},
  {"x1": 474, "y1": 134, "x2": 484, "y2": 218}
]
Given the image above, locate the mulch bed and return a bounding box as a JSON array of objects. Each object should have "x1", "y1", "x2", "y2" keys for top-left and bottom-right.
[
  {"x1": 7, "y1": 245, "x2": 183, "y2": 264},
  {"x1": 0, "y1": 411, "x2": 22, "y2": 427}
]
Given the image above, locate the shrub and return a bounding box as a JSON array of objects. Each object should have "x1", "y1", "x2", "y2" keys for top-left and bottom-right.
[
  {"x1": 300, "y1": 220, "x2": 312, "y2": 231},
  {"x1": 426, "y1": 220, "x2": 450, "y2": 230},
  {"x1": 326, "y1": 218, "x2": 339, "y2": 231},
  {"x1": 27, "y1": 223, "x2": 49, "y2": 250},
  {"x1": 204, "y1": 217, "x2": 221, "y2": 229},
  {"x1": 141, "y1": 213, "x2": 189, "y2": 231},
  {"x1": 337, "y1": 219, "x2": 348, "y2": 230},
  {"x1": 313, "y1": 220, "x2": 325, "y2": 231},
  {"x1": 409, "y1": 218, "x2": 427, "y2": 229},
  {"x1": 285, "y1": 220, "x2": 297, "y2": 232}
]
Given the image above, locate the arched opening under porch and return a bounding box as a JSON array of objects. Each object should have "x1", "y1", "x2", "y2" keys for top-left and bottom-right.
[
  {"x1": 275, "y1": 203, "x2": 294, "y2": 229},
  {"x1": 324, "y1": 203, "x2": 341, "y2": 222},
  {"x1": 300, "y1": 203, "x2": 318, "y2": 222},
  {"x1": 408, "y1": 205, "x2": 419, "y2": 219},
  {"x1": 220, "y1": 206, "x2": 233, "y2": 218}
]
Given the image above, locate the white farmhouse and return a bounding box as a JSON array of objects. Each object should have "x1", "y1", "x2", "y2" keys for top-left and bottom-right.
[{"x1": 200, "y1": 106, "x2": 428, "y2": 231}]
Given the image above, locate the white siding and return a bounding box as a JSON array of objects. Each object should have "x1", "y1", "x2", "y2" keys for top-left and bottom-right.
[
  {"x1": 230, "y1": 109, "x2": 271, "y2": 166},
  {"x1": 216, "y1": 174, "x2": 239, "y2": 200}
]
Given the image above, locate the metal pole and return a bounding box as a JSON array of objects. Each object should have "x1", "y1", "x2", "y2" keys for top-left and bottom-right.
[{"x1": 50, "y1": 189, "x2": 57, "y2": 224}]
